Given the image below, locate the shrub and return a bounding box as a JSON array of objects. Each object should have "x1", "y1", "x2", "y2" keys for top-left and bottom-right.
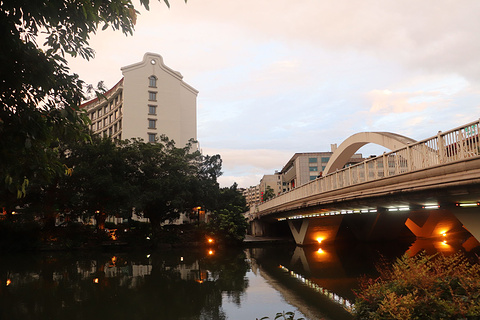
[{"x1": 354, "y1": 252, "x2": 480, "y2": 319}]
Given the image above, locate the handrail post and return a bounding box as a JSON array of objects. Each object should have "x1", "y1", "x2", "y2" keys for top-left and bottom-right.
[
  {"x1": 407, "y1": 144, "x2": 412, "y2": 172},
  {"x1": 383, "y1": 152, "x2": 388, "y2": 177},
  {"x1": 437, "y1": 131, "x2": 445, "y2": 164},
  {"x1": 364, "y1": 161, "x2": 368, "y2": 182}
]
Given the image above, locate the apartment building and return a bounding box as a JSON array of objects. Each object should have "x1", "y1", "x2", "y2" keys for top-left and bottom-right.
[
  {"x1": 80, "y1": 52, "x2": 198, "y2": 148},
  {"x1": 280, "y1": 147, "x2": 363, "y2": 192}
]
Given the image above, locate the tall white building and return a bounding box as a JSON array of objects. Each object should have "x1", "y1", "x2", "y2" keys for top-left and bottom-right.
[{"x1": 80, "y1": 52, "x2": 198, "y2": 147}]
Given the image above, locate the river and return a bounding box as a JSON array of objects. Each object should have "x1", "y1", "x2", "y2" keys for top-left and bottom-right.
[{"x1": 0, "y1": 236, "x2": 477, "y2": 320}]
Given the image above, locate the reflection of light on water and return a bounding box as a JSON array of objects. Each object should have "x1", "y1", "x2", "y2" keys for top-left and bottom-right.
[{"x1": 279, "y1": 265, "x2": 353, "y2": 313}]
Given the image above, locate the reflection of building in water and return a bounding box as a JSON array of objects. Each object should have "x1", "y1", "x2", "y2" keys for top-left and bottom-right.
[{"x1": 176, "y1": 261, "x2": 216, "y2": 283}]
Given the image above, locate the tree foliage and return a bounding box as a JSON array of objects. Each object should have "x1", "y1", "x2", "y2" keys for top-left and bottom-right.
[
  {"x1": 0, "y1": 0, "x2": 180, "y2": 207},
  {"x1": 262, "y1": 185, "x2": 275, "y2": 202},
  {"x1": 207, "y1": 183, "x2": 248, "y2": 244},
  {"x1": 354, "y1": 252, "x2": 480, "y2": 319},
  {"x1": 129, "y1": 136, "x2": 221, "y2": 230}
]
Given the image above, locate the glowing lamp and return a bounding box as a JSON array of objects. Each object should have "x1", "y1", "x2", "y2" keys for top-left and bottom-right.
[
  {"x1": 6, "y1": 279, "x2": 11, "y2": 286},
  {"x1": 207, "y1": 238, "x2": 214, "y2": 244},
  {"x1": 93, "y1": 278, "x2": 99, "y2": 284},
  {"x1": 316, "y1": 237, "x2": 324, "y2": 244},
  {"x1": 208, "y1": 250, "x2": 214, "y2": 255}
]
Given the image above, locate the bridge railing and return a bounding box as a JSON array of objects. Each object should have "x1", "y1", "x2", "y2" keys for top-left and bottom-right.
[{"x1": 252, "y1": 119, "x2": 480, "y2": 216}]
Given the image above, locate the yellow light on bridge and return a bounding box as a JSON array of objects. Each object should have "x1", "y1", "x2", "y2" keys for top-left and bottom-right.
[
  {"x1": 207, "y1": 238, "x2": 214, "y2": 244},
  {"x1": 93, "y1": 278, "x2": 99, "y2": 284},
  {"x1": 6, "y1": 279, "x2": 11, "y2": 286},
  {"x1": 317, "y1": 248, "x2": 324, "y2": 254},
  {"x1": 316, "y1": 237, "x2": 324, "y2": 244},
  {"x1": 208, "y1": 250, "x2": 214, "y2": 255}
]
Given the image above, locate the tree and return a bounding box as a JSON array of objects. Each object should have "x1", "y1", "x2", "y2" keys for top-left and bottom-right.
[
  {"x1": 0, "y1": 0, "x2": 178, "y2": 209},
  {"x1": 61, "y1": 136, "x2": 138, "y2": 228},
  {"x1": 262, "y1": 185, "x2": 275, "y2": 202},
  {"x1": 129, "y1": 136, "x2": 221, "y2": 234},
  {"x1": 207, "y1": 183, "x2": 248, "y2": 244}
]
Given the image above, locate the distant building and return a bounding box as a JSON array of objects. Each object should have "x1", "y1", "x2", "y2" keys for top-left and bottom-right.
[
  {"x1": 259, "y1": 172, "x2": 283, "y2": 197},
  {"x1": 244, "y1": 145, "x2": 364, "y2": 206},
  {"x1": 243, "y1": 185, "x2": 261, "y2": 208},
  {"x1": 280, "y1": 145, "x2": 363, "y2": 192},
  {"x1": 80, "y1": 52, "x2": 198, "y2": 148}
]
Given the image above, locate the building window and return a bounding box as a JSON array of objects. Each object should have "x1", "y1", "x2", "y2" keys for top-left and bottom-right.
[
  {"x1": 310, "y1": 176, "x2": 317, "y2": 181},
  {"x1": 148, "y1": 105, "x2": 157, "y2": 115},
  {"x1": 149, "y1": 75, "x2": 157, "y2": 88},
  {"x1": 148, "y1": 91, "x2": 157, "y2": 101},
  {"x1": 148, "y1": 133, "x2": 157, "y2": 143},
  {"x1": 308, "y1": 157, "x2": 318, "y2": 163},
  {"x1": 309, "y1": 166, "x2": 318, "y2": 172},
  {"x1": 322, "y1": 166, "x2": 326, "y2": 171},
  {"x1": 148, "y1": 119, "x2": 156, "y2": 129},
  {"x1": 321, "y1": 157, "x2": 330, "y2": 163},
  {"x1": 104, "y1": 105, "x2": 108, "y2": 114},
  {"x1": 97, "y1": 109, "x2": 101, "y2": 118}
]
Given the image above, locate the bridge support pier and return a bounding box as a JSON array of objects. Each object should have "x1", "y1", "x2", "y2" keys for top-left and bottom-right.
[
  {"x1": 288, "y1": 216, "x2": 343, "y2": 246},
  {"x1": 405, "y1": 209, "x2": 465, "y2": 239},
  {"x1": 250, "y1": 219, "x2": 268, "y2": 237},
  {"x1": 451, "y1": 207, "x2": 480, "y2": 245}
]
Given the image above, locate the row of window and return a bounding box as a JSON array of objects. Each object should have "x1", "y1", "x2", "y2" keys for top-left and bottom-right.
[
  {"x1": 308, "y1": 157, "x2": 330, "y2": 163},
  {"x1": 308, "y1": 166, "x2": 326, "y2": 172},
  {"x1": 91, "y1": 94, "x2": 122, "y2": 120},
  {"x1": 92, "y1": 119, "x2": 122, "y2": 134}
]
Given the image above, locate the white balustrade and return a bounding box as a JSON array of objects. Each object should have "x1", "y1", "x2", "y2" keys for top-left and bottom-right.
[{"x1": 252, "y1": 119, "x2": 480, "y2": 217}]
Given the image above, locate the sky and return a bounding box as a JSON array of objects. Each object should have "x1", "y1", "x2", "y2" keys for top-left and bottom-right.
[{"x1": 66, "y1": 0, "x2": 480, "y2": 188}]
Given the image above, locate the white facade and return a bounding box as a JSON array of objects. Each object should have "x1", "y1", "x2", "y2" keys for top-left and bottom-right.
[{"x1": 80, "y1": 53, "x2": 198, "y2": 148}]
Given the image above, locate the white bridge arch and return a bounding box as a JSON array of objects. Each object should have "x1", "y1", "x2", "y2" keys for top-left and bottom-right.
[{"x1": 324, "y1": 132, "x2": 417, "y2": 175}]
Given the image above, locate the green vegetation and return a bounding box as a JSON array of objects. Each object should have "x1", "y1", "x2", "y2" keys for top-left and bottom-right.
[
  {"x1": 262, "y1": 185, "x2": 275, "y2": 202},
  {"x1": 354, "y1": 252, "x2": 480, "y2": 319},
  {"x1": 0, "y1": 133, "x2": 249, "y2": 250}
]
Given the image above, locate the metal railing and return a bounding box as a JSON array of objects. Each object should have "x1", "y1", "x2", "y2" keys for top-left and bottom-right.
[{"x1": 253, "y1": 119, "x2": 480, "y2": 216}]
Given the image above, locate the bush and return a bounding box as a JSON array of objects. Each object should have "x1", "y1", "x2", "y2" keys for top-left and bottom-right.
[{"x1": 354, "y1": 252, "x2": 480, "y2": 319}]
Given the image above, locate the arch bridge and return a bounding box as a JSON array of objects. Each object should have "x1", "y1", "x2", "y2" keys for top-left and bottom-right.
[{"x1": 249, "y1": 119, "x2": 480, "y2": 247}]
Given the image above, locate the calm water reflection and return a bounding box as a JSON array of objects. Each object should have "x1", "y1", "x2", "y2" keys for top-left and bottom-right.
[{"x1": 0, "y1": 238, "x2": 477, "y2": 320}]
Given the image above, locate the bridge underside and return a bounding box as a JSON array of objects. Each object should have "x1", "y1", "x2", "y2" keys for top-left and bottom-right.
[{"x1": 251, "y1": 182, "x2": 480, "y2": 250}]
